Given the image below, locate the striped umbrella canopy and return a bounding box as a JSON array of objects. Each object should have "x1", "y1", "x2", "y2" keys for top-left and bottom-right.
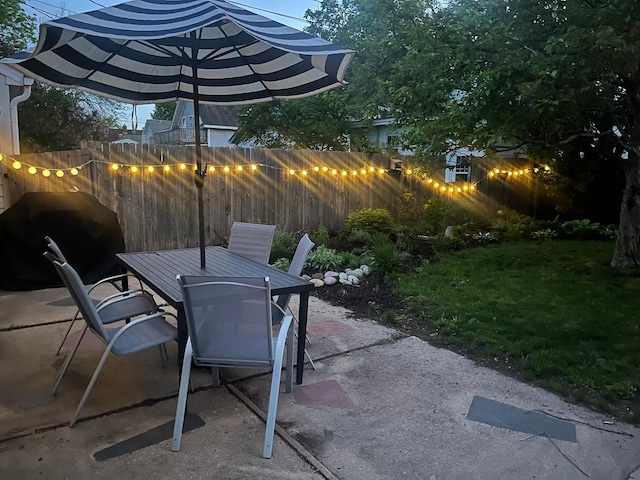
[{"x1": 2, "y1": 0, "x2": 354, "y2": 267}]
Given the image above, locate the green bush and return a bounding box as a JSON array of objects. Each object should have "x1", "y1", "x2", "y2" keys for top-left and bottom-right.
[
  {"x1": 272, "y1": 257, "x2": 290, "y2": 271},
  {"x1": 370, "y1": 239, "x2": 411, "y2": 276},
  {"x1": 305, "y1": 245, "x2": 344, "y2": 272},
  {"x1": 269, "y1": 228, "x2": 299, "y2": 263},
  {"x1": 339, "y1": 251, "x2": 362, "y2": 269},
  {"x1": 311, "y1": 225, "x2": 331, "y2": 247},
  {"x1": 344, "y1": 208, "x2": 396, "y2": 236},
  {"x1": 421, "y1": 198, "x2": 470, "y2": 235}
]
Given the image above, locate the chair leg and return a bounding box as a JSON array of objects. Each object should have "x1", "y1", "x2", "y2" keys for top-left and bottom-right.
[
  {"x1": 158, "y1": 343, "x2": 169, "y2": 365},
  {"x1": 52, "y1": 325, "x2": 88, "y2": 395},
  {"x1": 55, "y1": 310, "x2": 81, "y2": 356},
  {"x1": 70, "y1": 343, "x2": 115, "y2": 427},
  {"x1": 172, "y1": 339, "x2": 193, "y2": 452},
  {"x1": 263, "y1": 319, "x2": 291, "y2": 458},
  {"x1": 293, "y1": 328, "x2": 316, "y2": 371},
  {"x1": 263, "y1": 358, "x2": 283, "y2": 459},
  {"x1": 285, "y1": 322, "x2": 293, "y2": 393}
]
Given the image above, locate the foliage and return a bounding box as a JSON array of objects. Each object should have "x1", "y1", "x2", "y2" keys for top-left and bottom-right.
[
  {"x1": 17, "y1": 83, "x2": 115, "y2": 153},
  {"x1": 369, "y1": 234, "x2": 411, "y2": 276},
  {"x1": 305, "y1": 245, "x2": 344, "y2": 272},
  {"x1": 344, "y1": 208, "x2": 396, "y2": 237},
  {"x1": 269, "y1": 229, "x2": 300, "y2": 264},
  {"x1": 271, "y1": 257, "x2": 290, "y2": 272},
  {"x1": 339, "y1": 251, "x2": 362, "y2": 269},
  {"x1": 0, "y1": 0, "x2": 36, "y2": 58},
  {"x1": 530, "y1": 229, "x2": 558, "y2": 242},
  {"x1": 232, "y1": 93, "x2": 354, "y2": 150},
  {"x1": 311, "y1": 225, "x2": 330, "y2": 247},
  {"x1": 151, "y1": 102, "x2": 177, "y2": 121},
  {"x1": 393, "y1": 241, "x2": 640, "y2": 422}
]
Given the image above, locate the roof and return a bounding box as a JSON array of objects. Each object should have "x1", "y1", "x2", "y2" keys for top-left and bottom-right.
[
  {"x1": 143, "y1": 119, "x2": 171, "y2": 133},
  {"x1": 199, "y1": 105, "x2": 238, "y2": 128}
]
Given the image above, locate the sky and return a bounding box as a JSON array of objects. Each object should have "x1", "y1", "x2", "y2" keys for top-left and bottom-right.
[{"x1": 21, "y1": 0, "x2": 321, "y2": 129}]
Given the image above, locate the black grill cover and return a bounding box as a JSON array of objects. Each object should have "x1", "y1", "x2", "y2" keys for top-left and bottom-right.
[{"x1": 0, "y1": 192, "x2": 125, "y2": 290}]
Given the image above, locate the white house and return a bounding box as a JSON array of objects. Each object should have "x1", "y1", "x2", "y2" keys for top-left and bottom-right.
[{"x1": 148, "y1": 101, "x2": 241, "y2": 147}]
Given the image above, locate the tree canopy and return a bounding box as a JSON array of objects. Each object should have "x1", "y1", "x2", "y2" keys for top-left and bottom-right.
[
  {"x1": 151, "y1": 101, "x2": 177, "y2": 121},
  {"x1": 298, "y1": 0, "x2": 640, "y2": 266},
  {"x1": 0, "y1": 0, "x2": 36, "y2": 58},
  {"x1": 17, "y1": 83, "x2": 114, "y2": 153}
]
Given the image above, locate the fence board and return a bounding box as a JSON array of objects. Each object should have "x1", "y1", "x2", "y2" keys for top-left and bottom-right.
[{"x1": 6, "y1": 143, "x2": 539, "y2": 252}]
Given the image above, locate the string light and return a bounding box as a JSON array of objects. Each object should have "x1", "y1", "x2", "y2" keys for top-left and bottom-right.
[{"x1": 0, "y1": 151, "x2": 523, "y2": 197}]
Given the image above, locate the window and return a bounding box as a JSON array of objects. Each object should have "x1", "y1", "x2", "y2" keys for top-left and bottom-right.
[{"x1": 445, "y1": 154, "x2": 471, "y2": 183}]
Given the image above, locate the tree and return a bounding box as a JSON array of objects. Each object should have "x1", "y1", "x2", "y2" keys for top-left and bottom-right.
[
  {"x1": 18, "y1": 83, "x2": 114, "y2": 152},
  {"x1": 0, "y1": 0, "x2": 36, "y2": 58},
  {"x1": 235, "y1": 0, "x2": 433, "y2": 149},
  {"x1": 151, "y1": 101, "x2": 177, "y2": 120},
  {"x1": 386, "y1": 0, "x2": 640, "y2": 267},
  {"x1": 232, "y1": 93, "x2": 355, "y2": 150}
]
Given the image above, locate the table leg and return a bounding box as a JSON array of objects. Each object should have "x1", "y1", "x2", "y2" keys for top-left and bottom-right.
[{"x1": 296, "y1": 292, "x2": 310, "y2": 384}]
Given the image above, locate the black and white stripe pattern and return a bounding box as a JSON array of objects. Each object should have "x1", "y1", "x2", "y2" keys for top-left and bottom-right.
[{"x1": 3, "y1": 0, "x2": 354, "y2": 105}]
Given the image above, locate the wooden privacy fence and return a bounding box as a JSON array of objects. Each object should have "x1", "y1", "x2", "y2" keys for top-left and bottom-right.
[{"x1": 5, "y1": 142, "x2": 540, "y2": 252}]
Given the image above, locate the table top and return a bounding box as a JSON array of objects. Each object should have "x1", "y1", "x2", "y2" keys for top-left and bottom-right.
[{"x1": 116, "y1": 246, "x2": 313, "y2": 308}]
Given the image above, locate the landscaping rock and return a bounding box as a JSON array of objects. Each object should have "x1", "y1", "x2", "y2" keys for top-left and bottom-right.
[
  {"x1": 311, "y1": 273, "x2": 324, "y2": 280},
  {"x1": 310, "y1": 278, "x2": 324, "y2": 288},
  {"x1": 324, "y1": 276, "x2": 337, "y2": 286}
]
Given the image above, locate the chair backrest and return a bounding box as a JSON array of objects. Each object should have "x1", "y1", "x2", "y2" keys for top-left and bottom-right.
[
  {"x1": 178, "y1": 275, "x2": 274, "y2": 369},
  {"x1": 44, "y1": 252, "x2": 109, "y2": 341},
  {"x1": 45, "y1": 236, "x2": 67, "y2": 263},
  {"x1": 274, "y1": 234, "x2": 315, "y2": 312},
  {"x1": 227, "y1": 222, "x2": 276, "y2": 264}
]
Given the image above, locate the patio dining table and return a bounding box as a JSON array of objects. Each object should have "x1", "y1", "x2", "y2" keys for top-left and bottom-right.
[{"x1": 116, "y1": 246, "x2": 314, "y2": 384}]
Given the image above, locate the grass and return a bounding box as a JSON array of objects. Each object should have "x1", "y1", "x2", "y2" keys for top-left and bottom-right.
[{"x1": 393, "y1": 240, "x2": 640, "y2": 423}]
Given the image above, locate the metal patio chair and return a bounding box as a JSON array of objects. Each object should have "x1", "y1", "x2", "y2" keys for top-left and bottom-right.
[
  {"x1": 45, "y1": 236, "x2": 150, "y2": 355},
  {"x1": 271, "y1": 234, "x2": 316, "y2": 369},
  {"x1": 227, "y1": 222, "x2": 277, "y2": 264},
  {"x1": 45, "y1": 253, "x2": 178, "y2": 426},
  {"x1": 172, "y1": 275, "x2": 293, "y2": 458}
]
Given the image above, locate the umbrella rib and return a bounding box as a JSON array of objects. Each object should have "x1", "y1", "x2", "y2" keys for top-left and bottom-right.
[{"x1": 215, "y1": 31, "x2": 273, "y2": 100}]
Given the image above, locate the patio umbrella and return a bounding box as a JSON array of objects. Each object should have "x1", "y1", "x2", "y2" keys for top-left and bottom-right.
[{"x1": 2, "y1": 0, "x2": 354, "y2": 267}]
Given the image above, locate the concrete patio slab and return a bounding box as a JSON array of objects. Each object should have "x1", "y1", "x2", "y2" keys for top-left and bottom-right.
[{"x1": 1, "y1": 285, "x2": 639, "y2": 480}]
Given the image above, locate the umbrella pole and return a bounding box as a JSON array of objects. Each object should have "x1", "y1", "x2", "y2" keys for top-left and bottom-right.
[{"x1": 194, "y1": 97, "x2": 206, "y2": 269}]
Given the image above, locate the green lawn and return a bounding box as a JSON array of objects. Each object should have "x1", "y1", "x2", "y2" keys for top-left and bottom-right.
[{"x1": 393, "y1": 240, "x2": 640, "y2": 423}]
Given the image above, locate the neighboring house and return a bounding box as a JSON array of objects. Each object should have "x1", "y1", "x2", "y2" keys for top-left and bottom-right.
[
  {"x1": 364, "y1": 117, "x2": 526, "y2": 183},
  {"x1": 141, "y1": 119, "x2": 171, "y2": 145},
  {"x1": 108, "y1": 125, "x2": 142, "y2": 144},
  {"x1": 150, "y1": 101, "x2": 243, "y2": 147}
]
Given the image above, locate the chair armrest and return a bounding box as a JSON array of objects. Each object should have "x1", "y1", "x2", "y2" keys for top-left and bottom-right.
[
  {"x1": 94, "y1": 288, "x2": 154, "y2": 310},
  {"x1": 97, "y1": 291, "x2": 160, "y2": 324},
  {"x1": 87, "y1": 273, "x2": 144, "y2": 294},
  {"x1": 108, "y1": 310, "x2": 178, "y2": 349}
]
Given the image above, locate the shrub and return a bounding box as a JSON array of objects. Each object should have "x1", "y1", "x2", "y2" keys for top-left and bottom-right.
[
  {"x1": 311, "y1": 225, "x2": 330, "y2": 247},
  {"x1": 369, "y1": 234, "x2": 411, "y2": 276},
  {"x1": 560, "y1": 219, "x2": 605, "y2": 240},
  {"x1": 272, "y1": 257, "x2": 290, "y2": 271},
  {"x1": 339, "y1": 251, "x2": 362, "y2": 269},
  {"x1": 344, "y1": 208, "x2": 396, "y2": 236},
  {"x1": 269, "y1": 228, "x2": 299, "y2": 263},
  {"x1": 421, "y1": 198, "x2": 471, "y2": 235},
  {"x1": 305, "y1": 245, "x2": 344, "y2": 272}
]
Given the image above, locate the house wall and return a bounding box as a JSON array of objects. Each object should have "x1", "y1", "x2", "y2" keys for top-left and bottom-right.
[{"x1": 207, "y1": 128, "x2": 236, "y2": 148}]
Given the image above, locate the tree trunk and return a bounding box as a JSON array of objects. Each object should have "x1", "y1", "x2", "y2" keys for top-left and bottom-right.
[{"x1": 611, "y1": 152, "x2": 640, "y2": 267}]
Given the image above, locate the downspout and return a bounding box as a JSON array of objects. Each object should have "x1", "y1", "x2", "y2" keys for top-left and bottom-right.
[{"x1": 10, "y1": 84, "x2": 32, "y2": 155}]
